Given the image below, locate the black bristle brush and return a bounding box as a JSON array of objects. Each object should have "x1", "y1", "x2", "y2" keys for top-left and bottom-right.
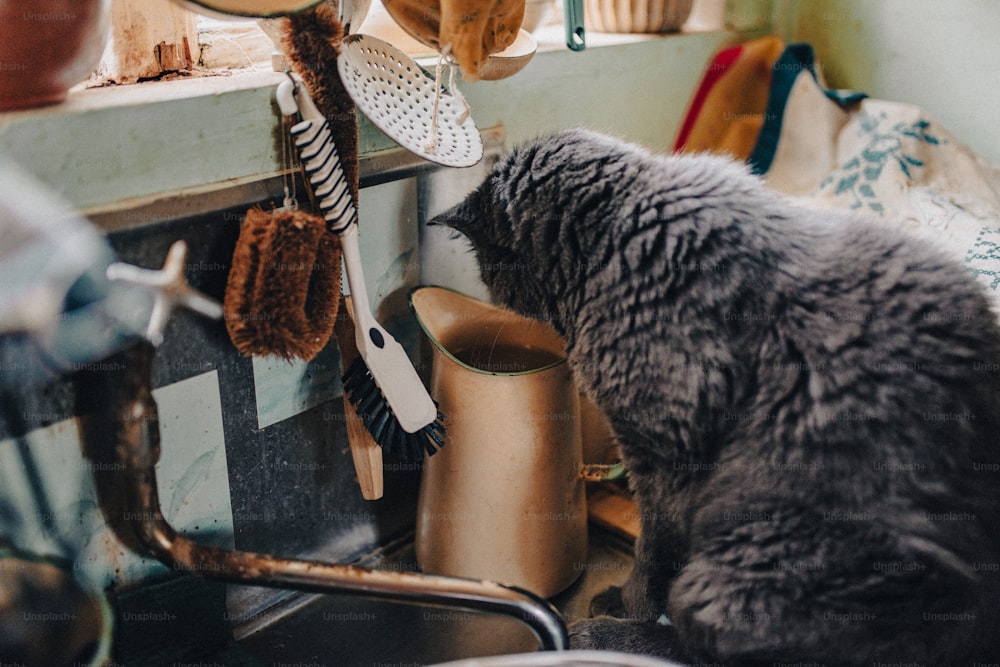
[
  {"x1": 281, "y1": 6, "x2": 444, "y2": 461},
  {"x1": 276, "y1": 75, "x2": 445, "y2": 461}
]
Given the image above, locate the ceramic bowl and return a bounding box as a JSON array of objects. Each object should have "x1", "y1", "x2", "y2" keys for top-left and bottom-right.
[{"x1": 477, "y1": 29, "x2": 537, "y2": 81}]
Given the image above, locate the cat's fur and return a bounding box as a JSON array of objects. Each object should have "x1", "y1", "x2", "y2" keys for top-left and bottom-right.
[{"x1": 432, "y1": 129, "x2": 1000, "y2": 665}]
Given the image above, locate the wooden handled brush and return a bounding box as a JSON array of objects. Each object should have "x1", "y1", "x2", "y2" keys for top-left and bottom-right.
[
  {"x1": 335, "y1": 294, "x2": 383, "y2": 499},
  {"x1": 276, "y1": 76, "x2": 446, "y2": 462}
]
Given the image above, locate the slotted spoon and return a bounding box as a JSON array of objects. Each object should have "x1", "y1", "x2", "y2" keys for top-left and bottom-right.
[{"x1": 338, "y1": 32, "x2": 484, "y2": 167}]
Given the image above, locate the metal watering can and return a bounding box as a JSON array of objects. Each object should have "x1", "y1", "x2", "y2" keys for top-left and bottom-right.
[{"x1": 410, "y1": 286, "x2": 588, "y2": 597}]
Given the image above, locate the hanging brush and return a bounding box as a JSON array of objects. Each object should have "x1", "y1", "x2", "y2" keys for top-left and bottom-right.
[{"x1": 276, "y1": 74, "x2": 445, "y2": 461}]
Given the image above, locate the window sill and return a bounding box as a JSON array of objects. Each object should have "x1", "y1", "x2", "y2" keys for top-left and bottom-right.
[{"x1": 0, "y1": 26, "x2": 742, "y2": 221}]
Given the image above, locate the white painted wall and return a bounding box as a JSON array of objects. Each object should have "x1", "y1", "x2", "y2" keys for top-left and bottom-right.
[{"x1": 774, "y1": 0, "x2": 1000, "y2": 164}]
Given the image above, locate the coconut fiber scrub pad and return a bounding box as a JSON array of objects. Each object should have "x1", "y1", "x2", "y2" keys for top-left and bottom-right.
[
  {"x1": 224, "y1": 4, "x2": 357, "y2": 363},
  {"x1": 224, "y1": 207, "x2": 342, "y2": 361}
]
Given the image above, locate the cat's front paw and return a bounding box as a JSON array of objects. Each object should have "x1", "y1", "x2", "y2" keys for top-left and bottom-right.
[
  {"x1": 569, "y1": 616, "x2": 631, "y2": 651},
  {"x1": 589, "y1": 585, "x2": 627, "y2": 618},
  {"x1": 570, "y1": 616, "x2": 689, "y2": 660}
]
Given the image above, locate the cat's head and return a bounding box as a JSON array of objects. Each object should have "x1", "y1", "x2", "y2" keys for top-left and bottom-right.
[{"x1": 431, "y1": 128, "x2": 626, "y2": 327}]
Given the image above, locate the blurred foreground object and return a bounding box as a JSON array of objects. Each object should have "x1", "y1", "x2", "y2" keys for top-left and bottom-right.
[
  {"x1": 0, "y1": 158, "x2": 155, "y2": 388},
  {"x1": 0, "y1": 0, "x2": 110, "y2": 110}
]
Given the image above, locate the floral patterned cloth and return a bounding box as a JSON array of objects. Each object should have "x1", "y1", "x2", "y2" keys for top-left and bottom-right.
[{"x1": 750, "y1": 44, "x2": 1000, "y2": 313}]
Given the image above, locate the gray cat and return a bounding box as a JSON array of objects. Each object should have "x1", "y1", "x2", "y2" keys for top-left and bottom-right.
[{"x1": 431, "y1": 128, "x2": 1000, "y2": 665}]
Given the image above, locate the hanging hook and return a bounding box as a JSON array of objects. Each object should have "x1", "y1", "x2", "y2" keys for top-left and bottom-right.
[{"x1": 564, "y1": 0, "x2": 586, "y2": 51}]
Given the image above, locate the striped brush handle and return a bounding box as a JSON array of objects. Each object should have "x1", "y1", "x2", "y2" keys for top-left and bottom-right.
[
  {"x1": 289, "y1": 115, "x2": 357, "y2": 235},
  {"x1": 276, "y1": 76, "x2": 439, "y2": 435}
]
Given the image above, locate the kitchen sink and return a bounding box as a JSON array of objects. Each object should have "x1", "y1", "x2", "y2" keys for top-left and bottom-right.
[{"x1": 236, "y1": 526, "x2": 634, "y2": 666}]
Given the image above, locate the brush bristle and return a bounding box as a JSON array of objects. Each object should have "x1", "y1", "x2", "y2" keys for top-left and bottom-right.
[
  {"x1": 342, "y1": 356, "x2": 446, "y2": 461},
  {"x1": 223, "y1": 207, "x2": 341, "y2": 361},
  {"x1": 282, "y1": 6, "x2": 359, "y2": 202}
]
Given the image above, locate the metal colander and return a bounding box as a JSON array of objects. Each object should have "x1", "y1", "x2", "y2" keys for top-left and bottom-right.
[{"x1": 338, "y1": 33, "x2": 484, "y2": 168}]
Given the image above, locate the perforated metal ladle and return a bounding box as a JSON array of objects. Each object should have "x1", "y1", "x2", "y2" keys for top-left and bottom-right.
[
  {"x1": 335, "y1": 0, "x2": 484, "y2": 167},
  {"x1": 338, "y1": 34, "x2": 484, "y2": 167}
]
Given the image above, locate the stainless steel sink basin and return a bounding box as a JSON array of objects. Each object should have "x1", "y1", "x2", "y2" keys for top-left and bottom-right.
[{"x1": 237, "y1": 528, "x2": 634, "y2": 666}]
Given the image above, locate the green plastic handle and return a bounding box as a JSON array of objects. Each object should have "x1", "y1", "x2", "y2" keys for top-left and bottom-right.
[{"x1": 564, "y1": 0, "x2": 586, "y2": 51}]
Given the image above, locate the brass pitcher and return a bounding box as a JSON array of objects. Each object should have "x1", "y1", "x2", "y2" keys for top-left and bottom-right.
[{"x1": 410, "y1": 286, "x2": 588, "y2": 597}]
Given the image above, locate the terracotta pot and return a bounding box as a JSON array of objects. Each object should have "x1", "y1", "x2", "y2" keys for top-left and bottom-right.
[
  {"x1": 586, "y1": 0, "x2": 692, "y2": 33},
  {"x1": 0, "y1": 0, "x2": 110, "y2": 111}
]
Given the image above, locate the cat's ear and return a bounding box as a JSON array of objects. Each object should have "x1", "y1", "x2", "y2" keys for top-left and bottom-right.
[
  {"x1": 428, "y1": 183, "x2": 486, "y2": 238},
  {"x1": 428, "y1": 199, "x2": 470, "y2": 231}
]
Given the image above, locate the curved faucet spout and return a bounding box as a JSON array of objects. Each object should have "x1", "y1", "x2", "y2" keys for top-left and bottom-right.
[{"x1": 75, "y1": 342, "x2": 569, "y2": 653}]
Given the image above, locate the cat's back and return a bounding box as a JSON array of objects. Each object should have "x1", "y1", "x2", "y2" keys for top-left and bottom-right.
[
  {"x1": 765, "y1": 206, "x2": 1000, "y2": 387},
  {"x1": 730, "y1": 206, "x2": 1000, "y2": 547}
]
